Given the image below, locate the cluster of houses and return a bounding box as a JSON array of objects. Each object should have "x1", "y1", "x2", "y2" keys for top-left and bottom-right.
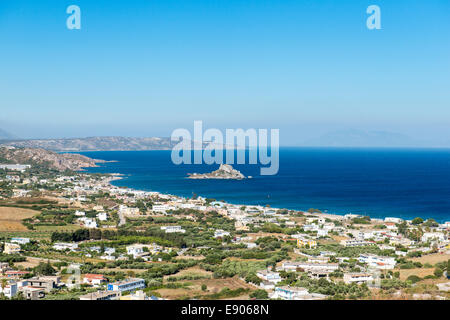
[{"x1": 1, "y1": 171, "x2": 449, "y2": 300}]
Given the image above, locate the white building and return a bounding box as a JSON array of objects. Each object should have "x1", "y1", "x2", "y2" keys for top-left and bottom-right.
[
  {"x1": 421, "y1": 232, "x2": 445, "y2": 243},
  {"x1": 53, "y1": 243, "x2": 78, "y2": 251},
  {"x1": 385, "y1": 217, "x2": 403, "y2": 224},
  {"x1": 84, "y1": 218, "x2": 98, "y2": 229},
  {"x1": 152, "y1": 204, "x2": 175, "y2": 214},
  {"x1": 0, "y1": 281, "x2": 18, "y2": 298},
  {"x1": 126, "y1": 244, "x2": 146, "y2": 258},
  {"x1": 107, "y1": 278, "x2": 146, "y2": 292},
  {"x1": 0, "y1": 164, "x2": 31, "y2": 172},
  {"x1": 119, "y1": 205, "x2": 140, "y2": 216},
  {"x1": 256, "y1": 270, "x2": 282, "y2": 284},
  {"x1": 104, "y1": 247, "x2": 116, "y2": 255},
  {"x1": 10, "y1": 237, "x2": 30, "y2": 245},
  {"x1": 97, "y1": 212, "x2": 108, "y2": 221},
  {"x1": 278, "y1": 261, "x2": 338, "y2": 273},
  {"x1": 270, "y1": 286, "x2": 309, "y2": 300},
  {"x1": 343, "y1": 273, "x2": 374, "y2": 284},
  {"x1": 161, "y1": 226, "x2": 186, "y2": 233},
  {"x1": 83, "y1": 274, "x2": 107, "y2": 286},
  {"x1": 214, "y1": 229, "x2": 231, "y2": 238},
  {"x1": 3, "y1": 243, "x2": 21, "y2": 254},
  {"x1": 340, "y1": 239, "x2": 373, "y2": 247},
  {"x1": 358, "y1": 254, "x2": 396, "y2": 270},
  {"x1": 302, "y1": 224, "x2": 319, "y2": 232}
]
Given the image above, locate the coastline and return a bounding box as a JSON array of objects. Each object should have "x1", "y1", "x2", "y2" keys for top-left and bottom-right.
[
  {"x1": 102, "y1": 172, "x2": 435, "y2": 224},
  {"x1": 79, "y1": 149, "x2": 450, "y2": 224}
]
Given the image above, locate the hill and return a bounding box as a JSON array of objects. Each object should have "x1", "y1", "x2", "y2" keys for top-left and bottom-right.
[
  {"x1": 0, "y1": 147, "x2": 101, "y2": 171},
  {"x1": 0, "y1": 136, "x2": 174, "y2": 151}
]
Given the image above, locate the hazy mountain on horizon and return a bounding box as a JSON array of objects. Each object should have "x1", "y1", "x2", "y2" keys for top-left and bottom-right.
[
  {"x1": 301, "y1": 129, "x2": 427, "y2": 148},
  {"x1": 0, "y1": 136, "x2": 174, "y2": 151},
  {"x1": 0, "y1": 128, "x2": 17, "y2": 140},
  {"x1": 0, "y1": 129, "x2": 446, "y2": 151},
  {"x1": 0, "y1": 136, "x2": 231, "y2": 151}
]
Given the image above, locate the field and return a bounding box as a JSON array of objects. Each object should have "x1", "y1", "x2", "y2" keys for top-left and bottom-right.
[
  {"x1": 34, "y1": 225, "x2": 81, "y2": 232},
  {"x1": 411, "y1": 253, "x2": 450, "y2": 265},
  {"x1": 396, "y1": 268, "x2": 435, "y2": 281},
  {"x1": 13, "y1": 256, "x2": 59, "y2": 269},
  {"x1": 163, "y1": 266, "x2": 213, "y2": 280},
  {"x1": 155, "y1": 277, "x2": 255, "y2": 300},
  {"x1": 0, "y1": 206, "x2": 39, "y2": 231}
]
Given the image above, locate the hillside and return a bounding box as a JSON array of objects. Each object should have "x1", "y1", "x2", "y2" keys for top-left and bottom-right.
[
  {"x1": 0, "y1": 146, "x2": 101, "y2": 171},
  {"x1": 0, "y1": 136, "x2": 174, "y2": 151}
]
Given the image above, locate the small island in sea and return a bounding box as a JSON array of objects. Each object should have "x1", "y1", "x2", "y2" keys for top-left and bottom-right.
[{"x1": 188, "y1": 164, "x2": 246, "y2": 180}]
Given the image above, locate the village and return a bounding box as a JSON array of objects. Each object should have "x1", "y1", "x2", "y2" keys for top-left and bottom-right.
[{"x1": 0, "y1": 162, "x2": 449, "y2": 301}]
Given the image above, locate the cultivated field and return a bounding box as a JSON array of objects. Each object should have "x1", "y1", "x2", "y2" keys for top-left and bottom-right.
[
  {"x1": 0, "y1": 206, "x2": 39, "y2": 231},
  {"x1": 163, "y1": 266, "x2": 213, "y2": 279},
  {"x1": 397, "y1": 268, "x2": 435, "y2": 281},
  {"x1": 155, "y1": 277, "x2": 255, "y2": 300},
  {"x1": 411, "y1": 253, "x2": 450, "y2": 265}
]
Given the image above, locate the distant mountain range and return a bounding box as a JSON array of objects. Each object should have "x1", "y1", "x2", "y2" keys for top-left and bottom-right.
[
  {"x1": 302, "y1": 129, "x2": 426, "y2": 148},
  {"x1": 0, "y1": 136, "x2": 230, "y2": 152},
  {"x1": 0, "y1": 129, "x2": 444, "y2": 151},
  {"x1": 0, "y1": 136, "x2": 175, "y2": 151},
  {"x1": 0, "y1": 128, "x2": 16, "y2": 140}
]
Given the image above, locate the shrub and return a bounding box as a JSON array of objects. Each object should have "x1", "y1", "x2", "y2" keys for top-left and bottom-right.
[
  {"x1": 250, "y1": 289, "x2": 268, "y2": 299},
  {"x1": 406, "y1": 275, "x2": 421, "y2": 284}
]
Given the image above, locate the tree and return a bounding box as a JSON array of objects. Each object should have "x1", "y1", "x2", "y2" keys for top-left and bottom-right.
[
  {"x1": 244, "y1": 273, "x2": 261, "y2": 285},
  {"x1": 201, "y1": 284, "x2": 207, "y2": 291},
  {"x1": 412, "y1": 217, "x2": 424, "y2": 225},
  {"x1": 250, "y1": 289, "x2": 268, "y2": 299},
  {"x1": 34, "y1": 261, "x2": 56, "y2": 276},
  {"x1": 434, "y1": 267, "x2": 443, "y2": 278},
  {"x1": 397, "y1": 222, "x2": 408, "y2": 235},
  {"x1": 1, "y1": 278, "x2": 7, "y2": 291},
  {"x1": 423, "y1": 218, "x2": 439, "y2": 228},
  {"x1": 406, "y1": 275, "x2": 421, "y2": 283}
]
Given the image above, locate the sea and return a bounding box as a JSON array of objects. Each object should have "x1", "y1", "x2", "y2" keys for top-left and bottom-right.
[{"x1": 80, "y1": 148, "x2": 450, "y2": 223}]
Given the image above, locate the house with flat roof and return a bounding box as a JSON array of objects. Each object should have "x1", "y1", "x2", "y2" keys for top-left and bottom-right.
[
  {"x1": 161, "y1": 226, "x2": 186, "y2": 233},
  {"x1": 0, "y1": 281, "x2": 18, "y2": 298},
  {"x1": 3, "y1": 242, "x2": 21, "y2": 254},
  {"x1": 270, "y1": 286, "x2": 309, "y2": 300},
  {"x1": 358, "y1": 254, "x2": 396, "y2": 270},
  {"x1": 107, "y1": 278, "x2": 146, "y2": 293},
  {"x1": 10, "y1": 237, "x2": 30, "y2": 245},
  {"x1": 3, "y1": 270, "x2": 31, "y2": 279},
  {"x1": 79, "y1": 290, "x2": 121, "y2": 300},
  {"x1": 256, "y1": 270, "x2": 282, "y2": 284},
  {"x1": 26, "y1": 276, "x2": 61, "y2": 293},
  {"x1": 19, "y1": 286, "x2": 46, "y2": 300},
  {"x1": 343, "y1": 273, "x2": 374, "y2": 284},
  {"x1": 53, "y1": 242, "x2": 78, "y2": 251}
]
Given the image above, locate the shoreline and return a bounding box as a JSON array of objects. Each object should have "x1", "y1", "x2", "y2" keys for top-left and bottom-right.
[
  {"x1": 79, "y1": 151, "x2": 450, "y2": 224},
  {"x1": 102, "y1": 172, "x2": 448, "y2": 224}
]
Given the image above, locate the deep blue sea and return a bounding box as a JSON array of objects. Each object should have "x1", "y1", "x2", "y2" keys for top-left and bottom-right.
[{"x1": 80, "y1": 148, "x2": 450, "y2": 222}]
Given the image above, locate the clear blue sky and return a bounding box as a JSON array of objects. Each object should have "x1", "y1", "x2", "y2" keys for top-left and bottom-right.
[{"x1": 0, "y1": 0, "x2": 449, "y2": 145}]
